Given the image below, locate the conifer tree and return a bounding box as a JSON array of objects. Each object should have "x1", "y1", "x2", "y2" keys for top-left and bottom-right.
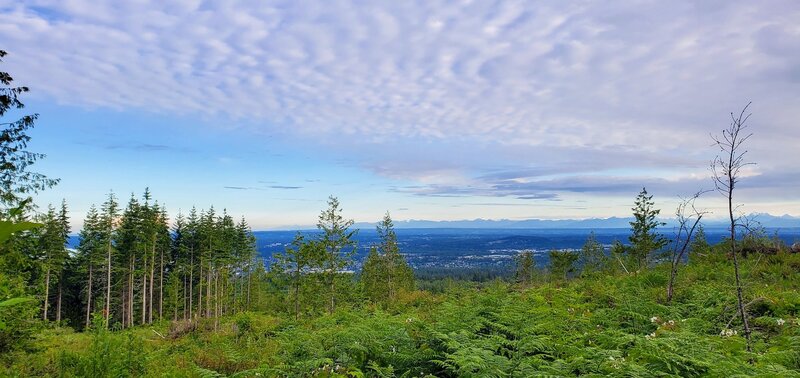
[
  {"x1": 629, "y1": 188, "x2": 667, "y2": 270},
  {"x1": 361, "y1": 212, "x2": 413, "y2": 304},
  {"x1": 0, "y1": 50, "x2": 59, "y2": 214},
  {"x1": 55, "y1": 200, "x2": 70, "y2": 323},
  {"x1": 690, "y1": 224, "x2": 710, "y2": 256},
  {"x1": 548, "y1": 249, "x2": 578, "y2": 280},
  {"x1": 99, "y1": 192, "x2": 118, "y2": 328},
  {"x1": 514, "y1": 250, "x2": 535, "y2": 285},
  {"x1": 579, "y1": 232, "x2": 606, "y2": 275},
  {"x1": 77, "y1": 205, "x2": 101, "y2": 328},
  {"x1": 274, "y1": 234, "x2": 319, "y2": 319},
  {"x1": 316, "y1": 196, "x2": 356, "y2": 314},
  {"x1": 171, "y1": 211, "x2": 187, "y2": 319}
]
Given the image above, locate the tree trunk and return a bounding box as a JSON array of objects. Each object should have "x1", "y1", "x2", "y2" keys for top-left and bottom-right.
[
  {"x1": 206, "y1": 264, "x2": 211, "y2": 318},
  {"x1": 149, "y1": 244, "x2": 154, "y2": 324},
  {"x1": 667, "y1": 266, "x2": 678, "y2": 303},
  {"x1": 198, "y1": 259, "x2": 203, "y2": 319},
  {"x1": 215, "y1": 271, "x2": 220, "y2": 331},
  {"x1": 247, "y1": 260, "x2": 252, "y2": 310},
  {"x1": 86, "y1": 263, "x2": 93, "y2": 328},
  {"x1": 189, "y1": 248, "x2": 194, "y2": 319},
  {"x1": 105, "y1": 239, "x2": 112, "y2": 328},
  {"x1": 730, "y1": 188, "x2": 752, "y2": 352},
  {"x1": 183, "y1": 273, "x2": 188, "y2": 320},
  {"x1": 130, "y1": 255, "x2": 135, "y2": 327},
  {"x1": 174, "y1": 277, "x2": 179, "y2": 322},
  {"x1": 329, "y1": 269, "x2": 336, "y2": 315},
  {"x1": 56, "y1": 273, "x2": 62, "y2": 324},
  {"x1": 43, "y1": 267, "x2": 50, "y2": 321},
  {"x1": 121, "y1": 271, "x2": 127, "y2": 329},
  {"x1": 142, "y1": 252, "x2": 147, "y2": 325},
  {"x1": 159, "y1": 248, "x2": 164, "y2": 321},
  {"x1": 294, "y1": 267, "x2": 300, "y2": 320}
]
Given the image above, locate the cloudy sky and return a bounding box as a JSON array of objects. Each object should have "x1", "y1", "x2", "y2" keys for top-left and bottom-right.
[{"x1": 1, "y1": 0, "x2": 799, "y2": 229}]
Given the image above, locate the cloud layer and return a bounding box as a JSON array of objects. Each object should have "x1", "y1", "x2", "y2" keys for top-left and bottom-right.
[{"x1": 1, "y1": 0, "x2": 799, "y2": 209}]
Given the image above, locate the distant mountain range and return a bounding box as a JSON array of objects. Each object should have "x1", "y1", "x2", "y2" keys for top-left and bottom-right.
[{"x1": 349, "y1": 213, "x2": 800, "y2": 230}]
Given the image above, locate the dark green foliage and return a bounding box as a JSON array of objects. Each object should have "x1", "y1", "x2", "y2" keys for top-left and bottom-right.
[
  {"x1": 514, "y1": 250, "x2": 536, "y2": 285},
  {"x1": 548, "y1": 250, "x2": 579, "y2": 280},
  {"x1": 360, "y1": 212, "x2": 414, "y2": 305},
  {"x1": 317, "y1": 196, "x2": 357, "y2": 314},
  {"x1": 57, "y1": 318, "x2": 146, "y2": 377},
  {"x1": 629, "y1": 188, "x2": 667, "y2": 270},
  {"x1": 690, "y1": 224, "x2": 710, "y2": 258},
  {"x1": 579, "y1": 231, "x2": 607, "y2": 275},
  {"x1": 0, "y1": 50, "x2": 59, "y2": 212},
  {"x1": 272, "y1": 233, "x2": 322, "y2": 319},
  {"x1": 3, "y1": 248, "x2": 800, "y2": 377}
]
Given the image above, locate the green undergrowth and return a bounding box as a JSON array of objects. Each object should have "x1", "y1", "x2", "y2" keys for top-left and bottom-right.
[{"x1": 4, "y1": 251, "x2": 800, "y2": 377}]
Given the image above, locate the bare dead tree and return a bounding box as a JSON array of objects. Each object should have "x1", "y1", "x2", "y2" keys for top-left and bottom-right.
[
  {"x1": 667, "y1": 191, "x2": 708, "y2": 303},
  {"x1": 711, "y1": 102, "x2": 755, "y2": 352}
]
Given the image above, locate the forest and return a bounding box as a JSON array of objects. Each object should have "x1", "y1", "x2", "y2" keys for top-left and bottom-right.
[{"x1": 2, "y1": 48, "x2": 800, "y2": 377}]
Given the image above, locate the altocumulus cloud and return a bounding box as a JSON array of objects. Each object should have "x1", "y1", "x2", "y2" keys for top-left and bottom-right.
[{"x1": 1, "y1": 0, "x2": 799, "y2": 202}]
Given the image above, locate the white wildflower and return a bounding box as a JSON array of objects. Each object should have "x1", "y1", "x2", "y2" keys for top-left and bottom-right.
[
  {"x1": 645, "y1": 332, "x2": 656, "y2": 339},
  {"x1": 650, "y1": 316, "x2": 659, "y2": 323},
  {"x1": 777, "y1": 318, "x2": 785, "y2": 326},
  {"x1": 720, "y1": 328, "x2": 738, "y2": 337},
  {"x1": 668, "y1": 320, "x2": 675, "y2": 326}
]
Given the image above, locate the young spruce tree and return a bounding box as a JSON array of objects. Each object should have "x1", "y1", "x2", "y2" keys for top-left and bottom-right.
[
  {"x1": 316, "y1": 196, "x2": 356, "y2": 314},
  {"x1": 629, "y1": 188, "x2": 667, "y2": 270}
]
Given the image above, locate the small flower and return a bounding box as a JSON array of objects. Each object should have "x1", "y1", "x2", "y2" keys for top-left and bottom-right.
[
  {"x1": 650, "y1": 316, "x2": 659, "y2": 323},
  {"x1": 777, "y1": 318, "x2": 786, "y2": 326},
  {"x1": 668, "y1": 320, "x2": 675, "y2": 326},
  {"x1": 720, "y1": 328, "x2": 738, "y2": 337},
  {"x1": 645, "y1": 332, "x2": 656, "y2": 339}
]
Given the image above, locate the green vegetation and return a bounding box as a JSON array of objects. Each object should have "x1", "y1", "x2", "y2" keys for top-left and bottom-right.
[{"x1": 2, "y1": 244, "x2": 799, "y2": 377}]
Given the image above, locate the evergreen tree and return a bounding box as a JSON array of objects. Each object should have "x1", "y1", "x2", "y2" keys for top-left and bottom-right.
[
  {"x1": 0, "y1": 50, "x2": 59, "y2": 213},
  {"x1": 514, "y1": 250, "x2": 535, "y2": 285},
  {"x1": 274, "y1": 234, "x2": 319, "y2": 319},
  {"x1": 629, "y1": 188, "x2": 667, "y2": 270},
  {"x1": 690, "y1": 224, "x2": 710, "y2": 257},
  {"x1": 170, "y1": 211, "x2": 188, "y2": 320},
  {"x1": 360, "y1": 212, "x2": 413, "y2": 305},
  {"x1": 76, "y1": 205, "x2": 101, "y2": 328},
  {"x1": 360, "y1": 246, "x2": 383, "y2": 302},
  {"x1": 36, "y1": 203, "x2": 69, "y2": 322},
  {"x1": 55, "y1": 200, "x2": 70, "y2": 323},
  {"x1": 316, "y1": 196, "x2": 356, "y2": 314},
  {"x1": 99, "y1": 192, "x2": 118, "y2": 328},
  {"x1": 234, "y1": 217, "x2": 257, "y2": 311},
  {"x1": 548, "y1": 250, "x2": 578, "y2": 280},
  {"x1": 579, "y1": 232, "x2": 606, "y2": 275}
]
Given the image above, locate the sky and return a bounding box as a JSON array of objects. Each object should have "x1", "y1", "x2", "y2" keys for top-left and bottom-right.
[{"x1": 0, "y1": 0, "x2": 799, "y2": 230}]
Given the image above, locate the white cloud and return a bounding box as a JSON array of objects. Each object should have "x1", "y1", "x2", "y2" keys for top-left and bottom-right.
[{"x1": 1, "y1": 0, "x2": 799, "y2": 205}]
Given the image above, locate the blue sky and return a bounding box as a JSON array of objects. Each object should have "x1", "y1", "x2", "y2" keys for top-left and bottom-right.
[{"x1": 1, "y1": 0, "x2": 799, "y2": 229}]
